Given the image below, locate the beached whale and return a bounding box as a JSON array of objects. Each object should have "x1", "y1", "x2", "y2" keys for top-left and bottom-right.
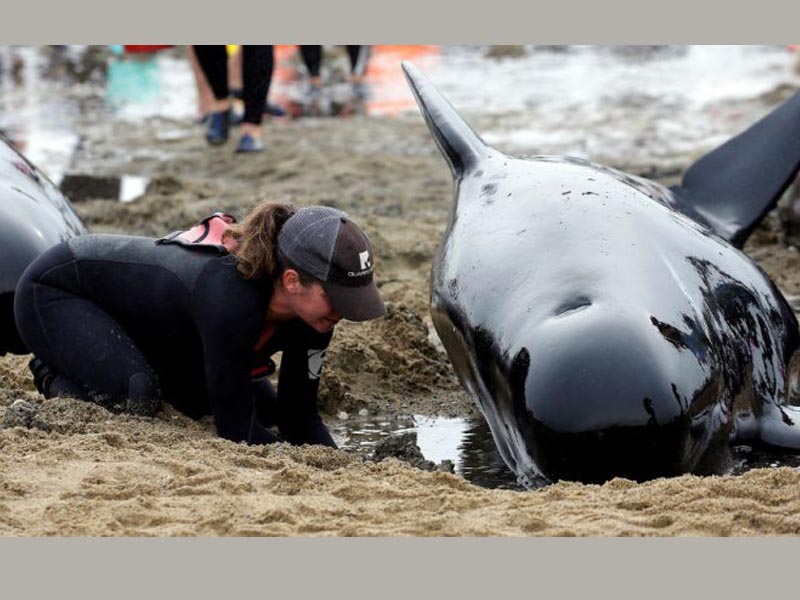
[
  {"x1": 402, "y1": 62, "x2": 800, "y2": 486},
  {"x1": 0, "y1": 135, "x2": 87, "y2": 356}
]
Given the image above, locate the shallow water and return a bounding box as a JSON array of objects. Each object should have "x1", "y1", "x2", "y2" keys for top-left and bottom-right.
[
  {"x1": 729, "y1": 446, "x2": 800, "y2": 475},
  {"x1": 434, "y1": 45, "x2": 800, "y2": 155},
  {"x1": 2, "y1": 45, "x2": 798, "y2": 182}
]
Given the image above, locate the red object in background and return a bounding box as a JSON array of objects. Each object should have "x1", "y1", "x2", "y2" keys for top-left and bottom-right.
[{"x1": 123, "y1": 45, "x2": 174, "y2": 54}]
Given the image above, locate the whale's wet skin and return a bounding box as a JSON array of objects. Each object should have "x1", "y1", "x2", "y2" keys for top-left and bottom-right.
[
  {"x1": 403, "y1": 62, "x2": 800, "y2": 486},
  {"x1": 0, "y1": 136, "x2": 88, "y2": 355}
]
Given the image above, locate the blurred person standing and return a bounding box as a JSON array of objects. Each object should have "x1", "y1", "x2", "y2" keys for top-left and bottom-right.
[
  {"x1": 299, "y1": 45, "x2": 369, "y2": 106},
  {"x1": 192, "y1": 45, "x2": 273, "y2": 153}
]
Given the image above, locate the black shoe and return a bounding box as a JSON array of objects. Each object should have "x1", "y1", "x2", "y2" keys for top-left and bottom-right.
[
  {"x1": 28, "y1": 357, "x2": 54, "y2": 396},
  {"x1": 205, "y1": 110, "x2": 230, "y2": 145},
  {"x1": 28, "y1": 357, "x2": 86, "y2": 400}
]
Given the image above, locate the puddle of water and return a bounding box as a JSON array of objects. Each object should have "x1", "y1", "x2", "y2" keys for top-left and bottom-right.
[
  {"x1": 331, "y1": 412, "x2": 800, "y2": 491},
  {"x1": 329, "y1": 413, "x2": 524, "y2": 490},
  {"x1": 730, "y1": 446, "x2": 800, "y2": 474}
]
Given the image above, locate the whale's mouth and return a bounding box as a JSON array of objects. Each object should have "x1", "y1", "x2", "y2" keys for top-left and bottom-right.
[{"x1": 525, "y1": 418, "x2": 699, "y2": 483}]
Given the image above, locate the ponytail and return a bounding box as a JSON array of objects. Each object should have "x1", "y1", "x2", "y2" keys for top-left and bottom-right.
[{"x1": 223, "y1": 201, "x2": 296, "y2": 280}]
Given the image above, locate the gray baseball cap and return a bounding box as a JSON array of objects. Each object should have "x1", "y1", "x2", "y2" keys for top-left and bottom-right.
[{"x1": 277, "y1": 206, "x2": 386, "y2": 322}]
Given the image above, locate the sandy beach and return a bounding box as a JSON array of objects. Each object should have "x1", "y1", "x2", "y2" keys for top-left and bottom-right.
[{"x1": 3, "y1": 46, "x2": 800, "y2": 535}]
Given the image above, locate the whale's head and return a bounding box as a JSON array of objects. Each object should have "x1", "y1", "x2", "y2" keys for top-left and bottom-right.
[
  {"x1": 400, "y1": 62, "x2": 786, "y2": 484},
  {"x1": 480, "y1": 307, "x2": 728, "y2": 485},
  {"x1": 428, "y1": 239, "x2": 737, "y2": 485}
]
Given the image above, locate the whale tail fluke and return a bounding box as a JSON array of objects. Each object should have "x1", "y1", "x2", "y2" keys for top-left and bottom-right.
[
  {"x1": 671, "y1": 88, "x2": 800, "y2": 248},
  {"x1": 402, "y1": 61, "x2": 491, "y2": 178}
]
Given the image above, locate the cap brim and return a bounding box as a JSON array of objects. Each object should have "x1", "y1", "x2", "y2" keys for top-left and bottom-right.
[{"x1": 323, "y1": 280, "x2": 386, "y2": 322}]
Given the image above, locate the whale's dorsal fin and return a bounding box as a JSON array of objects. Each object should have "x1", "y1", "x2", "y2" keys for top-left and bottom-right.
[
  {"x1": 402, "y1": 61, "x2": 491, "y2": 178},
  {"x1": 671, "y1": 88, "x2": 800, "y2": 248}
]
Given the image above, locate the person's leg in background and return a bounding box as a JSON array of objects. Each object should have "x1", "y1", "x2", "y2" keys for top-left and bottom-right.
[
  {"x1": 227, "y1": 46, "x2": 285, "y2": 123},
  {"x1": 192, "y1": 45, "x2": 231, "y2": 145},
  {"x1": 228, "y1": 45, "x2": 243, "y2": 94},
  {"x1": 297, "y1": 45, "x2": 328, "y2": 115},
  {"x1": 187, "y1": 46, "x2": 215, "y2": 123},
  {"x1": 299, "y1": 45, "x2": 323, "y2": 98},
  {"x1": 345, "y1": 45, "x2": 369, "y2": 99},
  {"x1": 227, "y1": 45, "x2": 246, "y2": 123},
  {"x1": 235, "y1": 45, "x2": 272, "y2": 153}
]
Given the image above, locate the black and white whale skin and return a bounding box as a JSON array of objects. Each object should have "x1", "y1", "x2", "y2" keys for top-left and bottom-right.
[
  {"x1": 0, "y1": 135, "x2": 87, "y2": 355},
  {"x1": 403, "y1": 62, "x2": 800, "y2": 486}
]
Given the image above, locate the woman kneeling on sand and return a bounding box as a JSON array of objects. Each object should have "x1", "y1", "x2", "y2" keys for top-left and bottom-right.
[{"x1": 13, "y1": 202, "x2": 385, "y2": 447}]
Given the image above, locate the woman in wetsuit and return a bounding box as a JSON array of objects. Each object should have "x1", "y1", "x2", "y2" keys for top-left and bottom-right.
[{"x1": 13, "y1": 203, "x2": 385, "y2": 448}]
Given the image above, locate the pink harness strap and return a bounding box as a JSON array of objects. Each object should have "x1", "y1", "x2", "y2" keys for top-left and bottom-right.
[
  {"x1": 175, "y1": 213, "x2": 235, "y2": 245},
  {"x1": 157, "y1": 212, "x2": 237, "y2": 253}
]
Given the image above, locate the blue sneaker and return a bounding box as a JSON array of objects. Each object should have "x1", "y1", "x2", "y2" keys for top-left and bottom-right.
[
  {"x1": 205, "y1": 110, "x2": 230, "y2": 145},
  {"x1": 235, "y1": 133, "x2": 265, "y2": 153}
]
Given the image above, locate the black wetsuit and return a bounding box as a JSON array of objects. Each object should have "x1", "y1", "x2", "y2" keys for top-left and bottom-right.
[
  {"x1": 193, "y1": 45, "x2": 274, "y2": 125},
  {"x1": 13, "y1": 234, "x2": 336, "y2": 448}
]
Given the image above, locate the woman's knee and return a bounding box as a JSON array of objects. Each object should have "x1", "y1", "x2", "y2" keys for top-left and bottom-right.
[{"x1": 126, "y1": 371, "x2": 162, "y2": 417}]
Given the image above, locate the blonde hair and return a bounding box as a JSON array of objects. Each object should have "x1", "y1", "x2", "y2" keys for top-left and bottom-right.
[{"x1": 222, "y1": 201, "x2": 296, "y2": 280}]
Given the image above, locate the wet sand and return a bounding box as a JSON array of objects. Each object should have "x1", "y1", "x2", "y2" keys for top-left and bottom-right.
[{"x1": 3, "y1": 83, "x2": 800, "y2": 536}]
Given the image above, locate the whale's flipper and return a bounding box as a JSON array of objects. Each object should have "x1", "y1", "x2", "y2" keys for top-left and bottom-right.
[
  {"x1": 758, "y1": 405, "x2": 800, "y2": 450},
  {"x1": 671, "y1": 88, "x2": 800, "y2": 248},
  {"x1": 402, "y1": 61, "x2": 491, "y2": 178}
]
